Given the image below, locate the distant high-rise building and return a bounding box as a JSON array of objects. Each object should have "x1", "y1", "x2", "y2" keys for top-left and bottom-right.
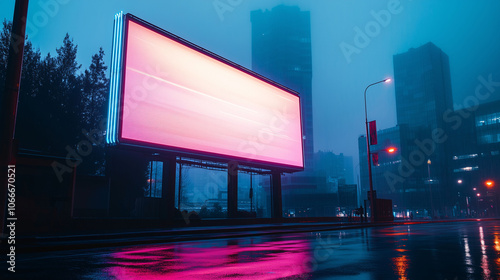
[
  {"x1": 343, "y1": 156, "x2": 355, "y2": 184},
  {"x1": 449, "y1": 99, "x2": 500, "y2": 217},
  {"x1": 392, "y1": 42, "x2": 454, "y2": 214},
  {"x1": 394, "y1": 42, "x2": 453, "y2": 129},
  {"x1": 251, "y1": 5, "x2": 314, "y2": 169},
  {"x1": 314, "y1": 151, "x2": 347, "y2": 180}
]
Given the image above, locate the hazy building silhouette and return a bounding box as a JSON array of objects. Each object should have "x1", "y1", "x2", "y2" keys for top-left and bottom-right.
[
  {"x1": 314, "y1": 151, "x2": 348, "y2": 182},
  {"x1": 251, "y1": 5, "x2": 314, "y2": 169},
  {"x1": 343, "y1": 155, "x2": 355, "y2": 184},
  {"x1": 338, "y1": 183, "x2": 358, "y2": 213},
  {"x1": 392, "y1": 42, "x2": 454, "y2": 215},
  {"x1": 394, "y1": 43, "x2": 453, "y2": 129}
]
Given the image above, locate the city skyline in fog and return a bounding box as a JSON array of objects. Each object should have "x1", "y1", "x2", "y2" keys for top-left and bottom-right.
[{"x1": 1, "y1": 0, "x2": 500, "y2": 171}]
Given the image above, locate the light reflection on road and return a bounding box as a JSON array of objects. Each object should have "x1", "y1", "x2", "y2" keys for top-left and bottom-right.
[
  {"x1": 10, "y1": 220, "x2": 500, "y2": 280},
  {"x1": 105, "y1": 236, "x2": 312, "y2": 280}
]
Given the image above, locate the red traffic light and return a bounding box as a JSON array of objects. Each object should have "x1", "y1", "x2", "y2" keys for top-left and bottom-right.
[
  {"x1": 485, "y1": 180, "x2": 495, "y2": 188},
  {"x1": 386, "y1": 147, "x2": 397, "y2": 153}
]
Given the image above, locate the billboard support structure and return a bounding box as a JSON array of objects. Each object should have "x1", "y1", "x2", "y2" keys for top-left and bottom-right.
[
  {"x1": 162, "y1": 156, "x2": 177, "y2": 220},
  {"x1": 271, "y1": 171, "x2": 283, "y2": 219},
  {"x1": 227, "y1": 161, "x2": 238, "y2": 218}
]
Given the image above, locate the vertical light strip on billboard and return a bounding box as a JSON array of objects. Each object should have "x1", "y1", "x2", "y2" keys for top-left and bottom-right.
[
  {"x1": 107, "y1": 14, "x2": 304, "y2": 171},
  {"x1": 106, "y1": 11, "x2": 124, "y2": 144}
]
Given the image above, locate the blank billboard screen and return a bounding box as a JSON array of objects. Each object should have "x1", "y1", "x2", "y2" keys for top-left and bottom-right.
[{"x1": 107, "y1": 14, "x2": 304, "y2": 171}]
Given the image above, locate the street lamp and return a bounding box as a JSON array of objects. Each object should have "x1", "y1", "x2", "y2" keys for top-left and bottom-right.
[
  {"x1": 476, "y1": 192, "x2": 482, "y2": 217},
  {"x1": 364, "y1": 78, "x2": 391, "y2": 222},
  {"x1": 427, "y1": 159, "x2": 435, "y2": 218}
]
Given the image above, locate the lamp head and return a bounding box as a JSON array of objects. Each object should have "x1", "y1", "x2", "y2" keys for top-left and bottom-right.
[{"x1": 386, "y1": 147, "x2": 397, "y2": 153}]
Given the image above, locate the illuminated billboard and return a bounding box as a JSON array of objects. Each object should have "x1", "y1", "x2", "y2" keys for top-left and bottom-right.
[{"x1": 106, "y1": 13, "x2": 304, "y2": 171}]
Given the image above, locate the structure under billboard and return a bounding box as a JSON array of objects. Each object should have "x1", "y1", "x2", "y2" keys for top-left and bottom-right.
[{"x1": 106, "y1": 13, "x2": 304, "y2": 219}]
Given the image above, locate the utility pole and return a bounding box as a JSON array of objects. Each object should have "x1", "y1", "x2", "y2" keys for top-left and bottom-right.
[{"x1": 1, "y1": 0, "x2": 29, "y2": 237}]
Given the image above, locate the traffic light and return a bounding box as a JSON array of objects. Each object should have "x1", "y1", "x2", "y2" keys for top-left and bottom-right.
[
  {"x1": 485, "y1": 180, "x2": 495, "y2": 188},
  {"x1": 386, "y1": 147, "x2": 397, "y2": 153}
]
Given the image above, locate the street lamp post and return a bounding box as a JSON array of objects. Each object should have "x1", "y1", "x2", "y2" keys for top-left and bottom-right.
[{"x1": 364, "y1": 78, "x2": 391, "y2": 222}]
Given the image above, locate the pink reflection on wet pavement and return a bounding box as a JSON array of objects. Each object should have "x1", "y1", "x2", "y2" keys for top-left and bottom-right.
[{"x1": 105, "y1": 236, "x2": 312, "y2": 279}]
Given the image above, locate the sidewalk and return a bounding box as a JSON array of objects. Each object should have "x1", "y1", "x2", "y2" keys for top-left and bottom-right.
[{"x1": 12, "y1": 218, "x2": 498, "y2": 253}]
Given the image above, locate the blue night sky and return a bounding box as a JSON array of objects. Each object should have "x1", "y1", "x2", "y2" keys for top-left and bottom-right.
[{"x1": 2, "y1": 0, "x2": 500, "y2": 170}]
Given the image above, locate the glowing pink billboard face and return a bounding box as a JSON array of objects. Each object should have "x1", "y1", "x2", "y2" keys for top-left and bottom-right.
[{"x1": 108, "y1": 14, "x2": 303, "y2": 171}]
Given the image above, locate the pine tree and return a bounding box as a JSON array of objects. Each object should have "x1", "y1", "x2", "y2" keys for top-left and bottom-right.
[
  {"x1": 81, "y1": 47, "x2": 108, "y2": 128},
  {"x1": 52, "y1": 33, "x2": 82, "y2": 153},
  {"x1": 79, "y1": 47, "x2": 109, "y2": 176}
]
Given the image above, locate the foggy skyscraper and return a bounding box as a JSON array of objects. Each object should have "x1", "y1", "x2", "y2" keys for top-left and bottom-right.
[
  {"x1": 392, "y1": 42, "x2": 454, "y2": 212},
  {"x1": 251, "y1": 5, "x2": 314, "y2": 169},
  {"x1": 394, "y1": 42, "x2": 453, "y2": 130}
]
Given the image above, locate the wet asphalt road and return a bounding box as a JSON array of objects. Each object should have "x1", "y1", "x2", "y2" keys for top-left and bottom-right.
[{"x1": 3, "y1": 220, "x2": 500, "y2": 279}]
